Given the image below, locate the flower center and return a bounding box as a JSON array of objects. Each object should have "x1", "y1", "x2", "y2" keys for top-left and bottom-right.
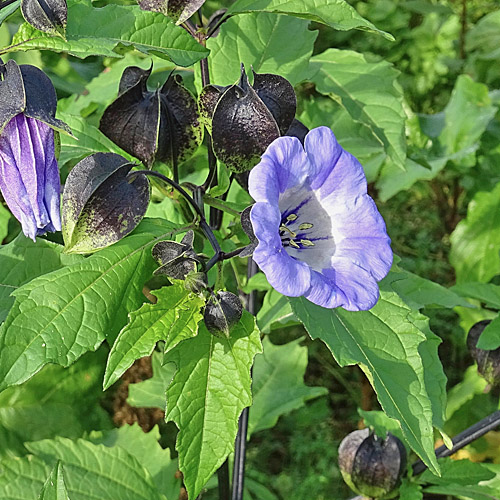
[{"x1": 278, "y1": 189, "x2": 336, "y2": 271}]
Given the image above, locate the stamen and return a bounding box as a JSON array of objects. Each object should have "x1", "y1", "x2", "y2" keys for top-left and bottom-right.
[
  {"x1": 300, "y1": 239, "x2": 315, "y2": 247},
  {"x1": 289, "y1": 240, "x2": 300, "y2": 249},
  {"x1": 280, "y1": 225, "x2": 296, "y2": 238},
  {"x1": 286, "y1": 214, "x2": 298, "y2": 222},
  {"x1": 299, "y1": 223, "x2": 313, "y2": 230}
]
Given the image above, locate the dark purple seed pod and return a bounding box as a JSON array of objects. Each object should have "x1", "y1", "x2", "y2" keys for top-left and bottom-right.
[
  {"x1": 204, "y1": 291, "x2": 243, "y2": 338},
  {"x1": 21, "y1": 0, "x2": 67, "y2": 37},
  {"x1": 467, "y1": 320, "x2": 500, "y2": 386},
  {"x1": 199, "y1": 65, "x2": 297, "y2": 173},
  {"x1": 338, "y1": 429, "x2": 407, "y2": 499}
]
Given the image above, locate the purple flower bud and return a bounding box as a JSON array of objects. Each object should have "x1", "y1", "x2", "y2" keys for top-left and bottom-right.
[{"x1": 0, "y1": 113, "x2": 61, "y2": 241}]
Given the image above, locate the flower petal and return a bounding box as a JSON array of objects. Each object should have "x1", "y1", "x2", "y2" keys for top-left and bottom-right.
[
  {"x1": 252, "y1": 202, "x2": 311, "y2": 296},
  {"x1": 249, "y1": 135, "x2": 309, "y2": 204},
  {"x1": 304, "y1": 269, "x2": 348, "y2": 309}
]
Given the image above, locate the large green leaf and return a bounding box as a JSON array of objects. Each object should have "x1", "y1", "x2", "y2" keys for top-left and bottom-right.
[
  {"x1": 227, "y1": 0, "x2": 393, "y2": 40},
  {"x1": 3, "y1": 0, "x2": 208, "y2": 66},
  {"x1": 452, "y1": 282, "x2": 500, "y2": 309},
  {"x1": 89, "y1": 424, "x2": 180, "y2": 499},
  {"x1": 249, "y1": 337, "x2": 327, "y2": 435},
  {"x1": 0, "y1": 349, "x2": 110, "y2": 445},
  {"x1": 0, "y1": 236, "x2": 83, "y2": 323},
  {"x1": 450, "y1": 182, "x2": 500, "y2": 284},
  {"x1": 256, "y1": 289, "x2": 297, "y2": 333},
  {"x1": 0, "y1": 454, "x2": 50, "y2": 500},
  {"x1": 26, "y1": 438, "x2": 163, "y2": 500},
  {"x1": 37, "y1": 462, "x2": 69, "y2": 500},
  {"x1": 104, "y1": 285, "x2": 204, "y2": 389},
  {"x1": 309, "y1": 49, "x2": 406, "y2": 171},
  {"x1": 289, "y1": 288, "x2": 442, "y2": 474},
  {"x1": 205, "y1": 12, "x2": 317, "y2": 87},
  {"x1": 57, "y1": 112, "x2": 137, "y2": 166},
  {"x1": 165, "y1": 311, "x2": 262, "y2": 498},
  {"x1": 0, "y1": 219, "x2": 183, "y2": 391}
]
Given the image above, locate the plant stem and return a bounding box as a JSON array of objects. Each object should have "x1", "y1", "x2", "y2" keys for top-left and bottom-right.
[
  {"x1": 412, "y1": 410, "x2": 500, "y2": 475},
  {"x1": 231, "y1": 258, "x2": 258, "y2": 500},
  {"x1": 218, "y1": 459, "x2": 231, "y2": 500},
  {"x1": 203, "y1": 195, "x2": 241, "y2": 217},
  {"x1": 129, "y1": 170, "x2": 221, "y2": 257}
]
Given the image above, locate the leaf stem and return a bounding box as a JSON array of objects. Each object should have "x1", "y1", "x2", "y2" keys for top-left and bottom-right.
[
  {"x1": 231, "y1": 258, "x2": 258, "y2": 500},
  {"x1": 203, "y1": 195, "x2": 241, "y2": 217},
  {"x1": 129, "y1": 170, "x2": 221, "y2": 257}
]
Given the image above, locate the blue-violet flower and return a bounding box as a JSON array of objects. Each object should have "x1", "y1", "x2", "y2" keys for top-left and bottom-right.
[
  {"x1": 0, "y1": 113, "x2": 61, "y2": 240},
  {"x1": 248, "y1": 126, "x2": 392, "y2": 311}
]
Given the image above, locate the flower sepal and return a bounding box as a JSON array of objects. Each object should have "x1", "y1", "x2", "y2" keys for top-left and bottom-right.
[
  {"x1": 0, "y1": 59, "x2": 71, "y2": 137},
  {"x1": 99, "y1": 65, "x2": 203, "y2": 169},
  {"x1": 62, "y1": 153, "x2": 150, "y2": 254},
  {"x1": 204, "y1": 290, "x2": 243, "y2": 338}
]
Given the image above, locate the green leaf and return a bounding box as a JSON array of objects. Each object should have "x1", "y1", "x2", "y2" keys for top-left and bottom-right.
[
  {"x1": 0, "y1": 219, "x2": 183, "y2": 391},
  {"x1": 423, "y1": 484, "x2": 500, "y2": 500},
  {"x1": 451, "y1": 282, "x2": 500, "y2": 309},
  {"x1": 104, "y1": 285, "x2": 204, "y2": 389},
  {"x1": 165, "y1": 311, "x2": 262, "y2": 498},
  {"x1": 256, "y1": 289, "x2": 297, "y2": 333},
  {"x1": 289, "y1": 290, "x2": 441, "y2": 474},
  {"x1": 57, "y1": 112, "x2": 137, "y2": 166},
  {"x1": 0, "y1": 204, "x2": 10, "y2": 243},
  {"x1": 249, "y1": 337, "x2": 327, "y2": 435},
  {"x1": 0, "y1": 0, "x2": 20, "y2": 24},
  {"x1": 4, "y1": 0, "x2": 208, "y2": 66},
  {"x1": 0, "y1": 235, "x2": 83, "y2": 323},
  {"x1": 26, "y1": 437, "x2": 164, "y2": 500},
  {"x1": 0, "y1": 454, "x2": 51, "y2": 500},
  {"x1": 439, "y1": 75, "x2": 497, "y2": 161},
  {"x1": 358, "y1": 410, "x2": 405, "y2": 443},
  {"x1": 89, "y1": 424, "x2": 180, "y2": 499},
  {"x1": 205, "y1": 12, "x2": 317, "y2": 87},
  {"x1": 38, "y1": 462, "x2": 69, "y2": 500},
  {"x1": 450, "y1": 182, "x2": 500, "y2": 284},
  {"x1": 0, "y1": 348, "x2": 111, "y2": 444},
  {"x1": 419, "y1": 458, "x2": 495, "y2": 487},
  {"x1": 227, "y1": 0, "x2": 393, "y2": 40},
  {"x1": 475, "y1": 314, "x2": 500, "y2": 350},
  {"x1": 398, "y1": 479, "x2": 423, "y2": 500},
  {"x1": 127, "y1": 351, "x2": 175, "y2": 408},
  {"x1": 388, "y1": 262, "x2": 472, "y2": 310},
  {"x1": 309, "y1": 48, "x2": 406, "y2": 171}
]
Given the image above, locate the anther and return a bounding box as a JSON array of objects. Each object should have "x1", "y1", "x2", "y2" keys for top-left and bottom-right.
[
  {"x1": 280, "y1": 225, "x2": 297, "y2": 238},
  {"x1": 286, "y1": 214, "x2": 298, "y2": 222},
  {"x1": 289, "y1": 240, "x2": 300, "y2": 249},
  {"x1": 300, "y1": 239, "x2": 315, "y2": 247},
  {"x1": 299, "y1": 223, "x2": 313, "y2": 230}
]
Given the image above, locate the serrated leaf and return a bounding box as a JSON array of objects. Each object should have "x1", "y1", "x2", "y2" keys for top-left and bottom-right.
[
  {"x1": 227, "y1": 0, "x2": 393, "y2": 40},
  {"x1": 0, "y1": 454, "x2": 51, "y2": 500},
  {"x1": 289, "y1": 289, "x2": 441, "y2": 475},
  {"x1": 0, "y1": 235, "x2": 83, "y2": 323},
  {"x1": 0, "y1": 219, "x2": 183, "y2": 391},
  {"x1": 310, "y1": 49, "x2": 406, "y2": 171},
  {"x1": 104, "y1": 285, "x2": 203, "y2": 389},
  {"x1": 165, "y1": 311, "x2": 262, "y2": 498},
  {"x1": 450, "y1": 182, "x2": 500, "y2": 284},
  {"x1": 89, "y1": 424, "x2": 180, "y2": 499},
  {"x1": 3, "y1": 0, "x2": 208, "y2": 66},
  {"x1": 56, "y1": 112, "x2": 137, "y2": 166},
  {"x1": 0, "y1": 348, "x2": 110, "y2": 443},
  {"x1": 205, "y1": 12, "x2": 317, "y2": 87},
  {"x1": 249, "y1": 337, "x2": 327, "y2": 436},
  {"x1": 418, "y1": 458, "x2": 495, "y2": 487},
  {"x1": 26, "y1": 437, "x2": 163, "y2": 500},
  {"x1": 127, "y1": 352, "x2": 176, "y2": 408},
  {"x1": 38, "y1": 461, "x2": 69, "y2": 500}
]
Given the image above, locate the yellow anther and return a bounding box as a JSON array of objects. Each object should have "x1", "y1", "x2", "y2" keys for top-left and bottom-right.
[
  {"x1": 286, "y1": 214, "x2": 298, "y2": 221},
  {"x1": 299, "y1": 223, "x2": 313, "y2": 230},
  {"x1": 300, "y1": 239, "x2": 315, "y2": 247},
  {"x1": 280, "y1": 225, "x2": 296, "y2": 238},
  {"x1": 289, "y1": 239, "x2": 300, "y2": 249}
]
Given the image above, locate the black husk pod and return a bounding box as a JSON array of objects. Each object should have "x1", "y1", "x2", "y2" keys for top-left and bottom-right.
[
  {"x1": 198, "y1": 66, "x2": 297, "y2": 173},
  {"x1": 100, "y1": 65, "x2": 202, "y2": 169},
  {"x1": 62, "y1": 153, "x2": 150, "y2": 254},
  {"x1": 204, "y1": 291, "x2": 243, "y2": 338},
  {"x1": 467, "y1": 320, "x2": 500, "y2": 386},
  {"x1": 21, "y1": 0, "x2": 67, "y2": 37},
  {"x1": 152, "y1": 230, "x2": 200, "y2": 280},
  {"x1": 137, "y1": 0, "x2": 206, "y2": 25},
  {"x1": 338, "y1": 429, "x2": 407, "y2": 499}
]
